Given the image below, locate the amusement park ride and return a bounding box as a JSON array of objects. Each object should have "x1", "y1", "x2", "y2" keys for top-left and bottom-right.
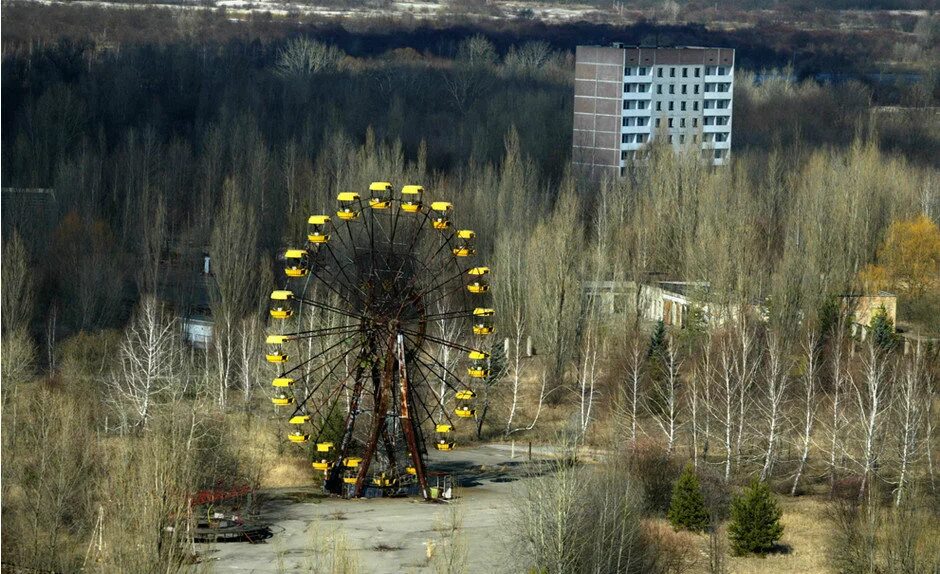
[{"x1": 265, "y1": 182, "x2": 493, "y2": 500}]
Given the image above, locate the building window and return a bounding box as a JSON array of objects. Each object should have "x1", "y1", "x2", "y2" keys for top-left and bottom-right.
[
  {"x1": 655, "y1": 118, "x2": 661, "y2": 127},
  {"x1": 680, "y1": 134, "x2": 685, "y2": 143},
  {"x1": 668, "y1": 135, "x2": 674, "y2": 144},
  {"x1": 681, "y1": 101, "x2": 686, "y2": 111},
  {"x1": 680, "y1": 118, "x2": 686, "y2": 128},
  {"x1": 682, "y1": 68, "x2": 688, "y2": 78},
  {"x1": 694, "y1": 85, "x2": 699, "y2": 94},
  {"x1": 714, "y1": 149, "x2": 723, "y2": 159},
  {"x1": 639, "y1": 66, "x2": 647, "y2": 75},
  {"x1": 669, "y1": 84, "x2": 675, "y2": 94},
  {"x1": 693, "y1": 134, "x2": 698, "y2": 143},
  {"x1": 681, "y1": 84, "x2": 687, "y2": 94},
  {"x1": 669, "y1": 101, "x2": 674, "y2": 111},
  {"x1": 670, "y1": 67, "x2": 676, "y2": 77},
  {"x1": 668, "y1": 118, "x2": 674, "y2": 128},
  {"x1": 693, "y1": 101, "x2": 699, "y2": 111},
  {"x1": 658, "y1": 67, "x2": 663, "y2": 78},
  {"x1": 639, "y1": 100, "x2": 649, "y2": 109},
  {"x1": 706, "y1": 66, "x2": 714, "y2": 75},
  {"x1": 656, "y1": 102, "x2": 662, "y2": 111},
  {"x1": 693, "y1": 118, "x2": 698, "y2": 127},
  {"x1": 638, "y1": 134, "x2": 647, "y2": 143},
  {"x1": 657, "y1": 85, "x2": 662, "y2": 95},
  {"x1": 717, "y1": 66, "x2": 726, "y2": 75},
  {"x1": 638, "y1": 117, "x2": 649, "y2": 126},
  {"x1": 695, "y1": 68, "x2": 701, "y2": 77}
]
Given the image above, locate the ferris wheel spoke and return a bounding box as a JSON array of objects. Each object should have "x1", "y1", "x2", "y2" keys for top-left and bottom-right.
[
  {"x1": 312, "y1": 345, "x2": 371, "y2": 442},
  {"x1": 409, "y1": 264, "x2": 475, "y2": 306},
  {"x1": 412, "y1": 380, "x2": 453, "y2": 431},
  {"x1": 408, "y1": 279, "x2": 471, "y2": 320},
  {"x1": 418, "y1": 309, "x2": 477, "y2": 322},
  {"x1": 400, "y1": 327, "x2": 477, "y2": 355},
  {"x1": 305, "y1": 264, "x2": 363, "y2": 313},
  {"x1": 322, "y1": 242, "x2": 370, "y2": 302},
  {"x1": 295, "y1": 295, "x2": 367, "y2": 322},
  {"x1": 402, "y1": 333, "x2": 474, "y2": 395},
  {"x1": 409, "y1": 362, "x2": 458, "y2": 427},
  {"x1": 290, "y1": 343, "x2": 360, "y2": 418},
  {"x1": 281, "y1": 324, "x2": 361, "y2": 340},
  {"x1": 281, "y1": 331, "x2": 363, "y2": 377}
]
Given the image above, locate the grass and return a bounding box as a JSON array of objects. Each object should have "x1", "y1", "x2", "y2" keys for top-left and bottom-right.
[{"x1": 672, "y1": 495, "x2": 832, "y2": 574}]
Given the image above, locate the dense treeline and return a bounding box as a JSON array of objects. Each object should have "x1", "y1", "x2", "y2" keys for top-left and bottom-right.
[
  {"x1": 2, "y1": 26, "x2": 939, "y2": 573},
  {"x1": 4, "y1": 1, "x2": 937, "y2": 77}
]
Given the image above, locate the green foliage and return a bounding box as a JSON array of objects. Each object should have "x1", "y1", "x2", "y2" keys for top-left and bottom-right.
[
  {"x1": 647, "y1": 320, "x2": 668, "y2": 360},
  {"x1": 728, "y1": 478, "x2": 784, "y2": 556},
  {"x1": 318, "y1": 406, "x2": 347, "y2": 446},
  {"x1": 870, "y1": 305, "x2": 898, "y2": 351},
  {"x1": 668, "y1": 465, "x2": 710, "y2": 532}
]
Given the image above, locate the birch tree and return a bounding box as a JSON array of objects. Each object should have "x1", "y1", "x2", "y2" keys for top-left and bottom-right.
[
  {"x1": 849, "y1": 343, "x2": 893, "y2": 499},
  {"x1": 791, "y1": 331, "x2": 819, "y2": 495},
  {"x1": 494, "y1": 228, "x2": 531, "y2": 436},
  {"x1": 893, "y1": 344, "x2": 928, "y2": 506},
  {"x1": 108, "y1": 297, "x2": 182, "y2": 429},
  {"x1": 759, "y1": 333, "x2": 790, "y2": 480},
  {"x1": 647, "y1": 340, "x2": 682, "y2": 455}
]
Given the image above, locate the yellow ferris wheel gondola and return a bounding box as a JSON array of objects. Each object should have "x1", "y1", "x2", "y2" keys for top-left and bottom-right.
[
  {"x1": 400, "y1": 185, "x2": 424, "y2": 213},
  {"x1": 431, "y1": 201, "x2": 453, "y2": 229},
  {"x1": 336, "y1": 192, "x2": 361, "y2": 220},
  {"x1": 284, "y1": 249, "x2": 309, "y2": 278},
  {"x1": 307, "y1": 215, "x2": 332, "y2": 244},
  {"x1": 453, "y1": 230, "x2": 476, "y2": 257},
  {"x1": 369, "y1": 181, "x2": 392, "y2": 209}
]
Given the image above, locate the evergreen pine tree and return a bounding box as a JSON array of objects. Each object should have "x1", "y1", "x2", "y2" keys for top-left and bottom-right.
[
  {"x1": 728, "y1": 478, "x2": 784, "y2": 556},
  {"x1": 647, "y1": 320, "x2": 667, "y2": 359},
  {"x1": 668, "y1": 464, "x2": 710, "y2": 532},
  {"x1": 869, "y1": 305, "x2": 898, "y2": 351}
]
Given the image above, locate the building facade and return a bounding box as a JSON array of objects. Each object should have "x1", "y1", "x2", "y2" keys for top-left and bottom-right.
[{"x1": 573, "y1": 45, "x2": 735, "y2": 175}]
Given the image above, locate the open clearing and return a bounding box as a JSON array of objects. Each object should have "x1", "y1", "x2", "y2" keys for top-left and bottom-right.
[
  {"x1": 196, "y1": 444, "x2": 832, "y2": 573},
  {"x1": 195, "y1": 444, "x2": 554, "y2": 573}
]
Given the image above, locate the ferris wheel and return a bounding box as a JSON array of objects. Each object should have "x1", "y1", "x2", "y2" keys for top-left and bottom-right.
[{"x1": 265, "y1": 182, "x2": 494, "y2": 499}]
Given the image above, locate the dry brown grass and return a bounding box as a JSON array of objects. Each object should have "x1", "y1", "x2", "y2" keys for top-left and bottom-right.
[{"x1": 673, "y1": 495, "x2": 832, "y2": 574}]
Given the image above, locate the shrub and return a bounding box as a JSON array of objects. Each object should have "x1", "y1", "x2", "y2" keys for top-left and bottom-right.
[
  {"x1": 628, "y1": 441, "x2": 683, "y2": 515},
  {"x1": 728, "y1": 478, "x2": 784, "y2": 556},
  {"x1": 668, "y1": 465, "x2": 710, "y2": 532}
]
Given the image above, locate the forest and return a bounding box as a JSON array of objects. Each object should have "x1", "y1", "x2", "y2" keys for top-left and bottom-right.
[{"x1": 1, "y1": 5, "x2": 939, "y2": 573}]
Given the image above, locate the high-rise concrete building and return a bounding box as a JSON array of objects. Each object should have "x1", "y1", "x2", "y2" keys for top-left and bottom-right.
[{"x1": 573, "y1": 45, "x2": 735, "y2": 175}]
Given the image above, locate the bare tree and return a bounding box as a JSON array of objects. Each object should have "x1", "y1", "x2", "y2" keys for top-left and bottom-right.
[
  {"x1": 647, "y1": 340, "x2": 682, "y2": 455},
  {"x1": 1, "y1": 229, "x2": 34, "y2": 335},
  {"x1": 893, "y1": 343, "x2": 928, "y2": 506},
  {"x1": 790, "y1": 331, "x2": 819, "y2": 495},
  {"x1": 494, "y1": 228, "x2": 530, "y2": 436},
  {"x1": 274, "y1": 37, "x2": 345, "y2": 78},
  {"x1": 827, "y1": 321, "x2": 849, "y2": 495},
  {"x1": 619, "y1": 337, "x2": 645, "y2": 448},
  {"x1": 849, "y1": 343, "x2": 894, "y2": 499},
  {"x1": 209, "y1": 179, "x2": 260, "y2": 408},
  {"x1": 577, "y1": 322, "x2": 601, "y2": 437},
  {"x1": 108, "y1": 297, "x2": 183, "y2": 429},
  {"x1": 759, "y1": 332, "x2": 790, "y2": 480},
  {"x1": 715, "y1": 340, "x2": 737, "y2": 481},
  {"x1": 237, "y1": 314, "x2": 264, "y2": 404},
  {"x1": 733, "y1": 324, "x2": 760, "y2": 468}
]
